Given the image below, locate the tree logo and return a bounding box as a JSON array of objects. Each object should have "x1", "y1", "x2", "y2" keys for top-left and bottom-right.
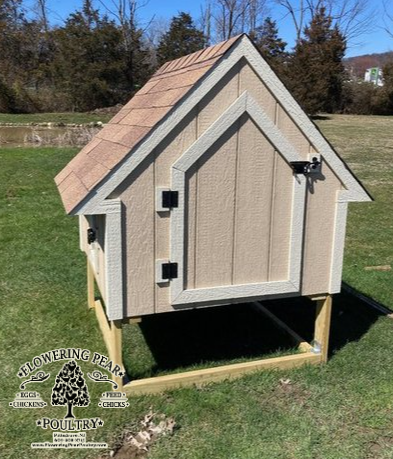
[{"x1": 51, "y1": 360, "x2": 90, "y2": 419}]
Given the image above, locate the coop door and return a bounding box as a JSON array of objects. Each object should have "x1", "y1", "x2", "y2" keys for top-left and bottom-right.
[{"x1": 166, "y1": 102, "x2": 307, "y2": 306}]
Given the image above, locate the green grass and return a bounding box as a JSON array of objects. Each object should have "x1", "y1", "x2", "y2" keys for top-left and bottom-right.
[
  {"x1": 1, "y1": 114, "x2": 393, "y2": 458},
  {"x1": 0, "y1": 112, "x2": 112, "y2": 125}
]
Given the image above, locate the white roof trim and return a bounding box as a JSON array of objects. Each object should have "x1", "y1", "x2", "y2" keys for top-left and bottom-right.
[{"x1": 74, "y1": 35, "x2": 370, "y2": 215}]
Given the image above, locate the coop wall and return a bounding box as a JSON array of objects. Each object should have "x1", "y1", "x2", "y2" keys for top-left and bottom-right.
[
  {"x1": 79, "y1": 214, "x2": 107, "y2": 302},
  {"x1": 115, "y1": 59, "x2": 344, "y2": 318}
]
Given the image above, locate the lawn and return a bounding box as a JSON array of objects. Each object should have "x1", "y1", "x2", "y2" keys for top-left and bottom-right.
[
  {"x1": 0, "y1": 112, "x2": 112, "y2": 125},
  {"x1": 1, "y1": 114, "x2": 393, "y2": 459}
]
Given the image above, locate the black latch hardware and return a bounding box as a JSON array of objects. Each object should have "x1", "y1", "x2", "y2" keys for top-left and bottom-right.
[
  {"x1": 162, "y1": 190, "x2": 179, "y2": 209},
  {"x1": 87, "y1": 228, "x2": 96, "y2": 245},
  {"x1": 290, "y1": 157, "x2": 321, "y2": 175},
  {"x1": 162, "y1": 262, "x2": 178, "y2": 280}
]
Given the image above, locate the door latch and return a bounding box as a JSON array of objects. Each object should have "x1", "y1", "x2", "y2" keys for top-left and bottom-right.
[{"x1": 290, "y1": 156, "x2": 321, "y2": 175}]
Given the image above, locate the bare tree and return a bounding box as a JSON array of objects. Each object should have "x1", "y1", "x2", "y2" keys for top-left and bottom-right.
[
  {"x1": 200, "y1": 0, "x2": 212, "y2": 44},
  {"x1": 211, "y1": 0, "x2": 268, "y2": 41},
  {"x1": 275, "y1": 0, "x2": 376, "y2": 45},
  {"x1": 383, "y1": 0, "x2": 393, "y2": 38}
]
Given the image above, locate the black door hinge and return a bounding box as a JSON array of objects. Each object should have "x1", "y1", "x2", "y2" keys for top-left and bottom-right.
[
  {"x1": 87, "y1": 228, "x2": 96, "y2": 245},
  {"x1": 162, "y1": 262, "x2": 178, "y2": 280},
  {"x1": 162, "y1": 190, "x2": 179, "y2": 209}
]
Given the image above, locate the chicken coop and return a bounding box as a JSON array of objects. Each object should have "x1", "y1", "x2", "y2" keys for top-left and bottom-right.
[{"x1": 55, "y1": 34, "x2": 371, "y2": 394}]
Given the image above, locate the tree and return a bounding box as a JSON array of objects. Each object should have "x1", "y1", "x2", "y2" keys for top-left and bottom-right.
[
  {"x1": 52, "y1": 0, "x2": 128, "y2": 110},
  {"x1": 52, "y1": 360, "x2": 90, "y2": 419},
  {"x1": 98, "y1": 0, "x2": 154, "y2": 93},
  {"x1": 288, "y1": 7, "x2": 346, "y2": 114},
  {"x1": 211, "y1": 0, "x2": 268, "y2": 41},
  {"x1": 382, "y1": 61, "x2": 393, "y2": 113},
  {"x1": 252, "y1": 17, "x2": 287, "y2": 76},
  {"x1": 274, "y1": 0, "x2": 375, "y2": 46},
  {"x1": 157, "y1": 13, "x2": 207, "y2": 66}
]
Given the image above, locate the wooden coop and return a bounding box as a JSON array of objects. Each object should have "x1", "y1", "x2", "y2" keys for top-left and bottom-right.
[{"x1": 55, "y1": 34, "x2": 371, "y2": 394}]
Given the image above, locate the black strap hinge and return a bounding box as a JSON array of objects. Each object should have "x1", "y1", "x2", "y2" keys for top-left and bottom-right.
[
  {"x1": 162, "y1": 262, "x2": 178, "y2": 280},
  {"x1": 162, "y1": 190, "x2": 178, "y2": 209}
]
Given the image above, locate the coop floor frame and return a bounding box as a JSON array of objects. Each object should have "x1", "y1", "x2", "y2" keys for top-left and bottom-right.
[{"x1": 87, "y1": 259, "x2": 332, "y2": 395}]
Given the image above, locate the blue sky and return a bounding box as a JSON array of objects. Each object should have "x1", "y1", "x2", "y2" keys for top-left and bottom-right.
[{"x1": 26, "y1": 0, "x2": 393, "y2": 58}]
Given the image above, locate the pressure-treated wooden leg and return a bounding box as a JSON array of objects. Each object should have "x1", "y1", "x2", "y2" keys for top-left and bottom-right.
[
  {"x1": 87, "y1": 259, "x2": 95, "y2": 309},
  {"x1": 109, "y1": 320, "x2": 123, "y2": 390},
  {"x1": 314, "y1": 295, "x2": 332, "y2": 363}
]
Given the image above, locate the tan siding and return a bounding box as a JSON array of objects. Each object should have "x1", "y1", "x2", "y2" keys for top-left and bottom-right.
[
  {"x1": 194, "y1": 124, "x2": 238, "y2": 288},
  {"x1": 154, "y1": 113, "x2": 197, "y2": 313},
  {"x1": 197, "y1": 63, "x2": 240, "y2": 135},
  {"x1": 119, "y1": 160, "x2": 155, "y2": 316},
  {"x1": 239, "y1": 61, "x2": 276, "y2": 121},
  {"x1": 233, "y1": 116, "x2": 274, "y2": 284},
  {"x1": 268, "y1": 150, "x2": 293, "y2": 281},
  {"x1": 277, "y1": 105, "x2": 309, "y2": 160},
  {"x1": 301, "y1": 163, "x2": 342, "y2": 295}
]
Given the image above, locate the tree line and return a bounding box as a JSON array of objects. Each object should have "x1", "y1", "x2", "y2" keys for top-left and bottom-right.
[{"x1": 0, "y1": 0, "x2": 392, "y2": 115}]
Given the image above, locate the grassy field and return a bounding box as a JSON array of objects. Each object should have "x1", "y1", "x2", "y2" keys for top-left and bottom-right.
[
  {"x1": 0, "y1": 112, "x2": 112, "y2": 125},
  {"x1": 1, "y1": 114, "x2": 393, "y2": 459}
]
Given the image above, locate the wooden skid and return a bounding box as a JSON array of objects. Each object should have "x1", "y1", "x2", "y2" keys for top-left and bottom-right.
[
  {"x1": 124, "y1": 352, "x2": 321, "y2": 396},
  {"x1": 252, "y1": 302, "x2": 313, "y2": 352},
  {"x1": 87, "y1": 258, "x2": 333, "y2": 396}
]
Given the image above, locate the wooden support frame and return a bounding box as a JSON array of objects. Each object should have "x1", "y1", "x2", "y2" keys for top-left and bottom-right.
[
  {"x1": 87, "y1": 259, "x2": 124, "y2": 390},
  {"x1": 88, "y1": 256, "x2": 333, "y2": 395},
  {"x1": 314, "y1": 295, "x2": 332, "y2": 363}
]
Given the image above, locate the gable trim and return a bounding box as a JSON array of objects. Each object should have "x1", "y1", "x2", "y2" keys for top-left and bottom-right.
[{"x1": 74, "y1": 35, "x2": 370, "y2": 215}]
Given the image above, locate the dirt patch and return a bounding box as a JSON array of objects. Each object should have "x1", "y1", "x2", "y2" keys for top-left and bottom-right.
[{"x1": 100, "y1": 410, "x2": 176, "y2": 459}]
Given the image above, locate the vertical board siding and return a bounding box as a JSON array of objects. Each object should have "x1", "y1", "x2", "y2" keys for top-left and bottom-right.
[
  {"x1": 197, "y1": 64, "x2": 240, "y2": 136},
  {"x1": 268, "y1": 151, "x2": 293, "y2": 281},
  {"x1": 194, "y1": 124, "x2": 238, "y2": 288},
  {"x1": 239, "y1": 61, "x2": 276, "y2": 122},
  {"x1": 277, "y1": 106, "x2": 309, "y2": 160},
  {"x1": 154, "y1": 113, "x2": 197, "y2": 312},
  {"x1": 233, "y1": 116, "x2": 275, "y2": 284},
  {"x1": 118, "y1": 160, "x2": 155, "y2": 316},
  {"x1": 301, "y1": 162, "x2": 342, "y2": 295}
]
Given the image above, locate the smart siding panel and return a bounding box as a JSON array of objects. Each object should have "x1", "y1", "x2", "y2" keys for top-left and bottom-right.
[
  {"x1": 194, "y1": 123, "x2": 238, "y2": 288},
  {"x1": 239, "y1": 62, "x2": 293, "y2": 282},
  {"x1": 268, "y1": 151, "x2": 293, "y2": 281},
  {"x1": 301, "y1": 163, "x2": 342, "y2": 295},
  {"x1": 239, "y1": 61, "x2": 276, "y2": 122},
  {"x1": 233, "y1": 115, "x2": 274, "y2": 284},
  {"x1": 118, "y1": 160, "x2": 155, "y2": 317},
  {"x1": 154, "y1": 113, "x2": 197, "y2": 313}
]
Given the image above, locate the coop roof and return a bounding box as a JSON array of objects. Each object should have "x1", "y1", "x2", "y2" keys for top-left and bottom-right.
[
  {"x1": 55, "y1": 34, "x2": 371, "y2": 215},
  {"x1": 55, "y1": 35, "x2": 242, "y2": 214}
]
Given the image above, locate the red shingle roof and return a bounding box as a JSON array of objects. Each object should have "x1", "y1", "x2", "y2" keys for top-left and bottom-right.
[{"x1": 55, "y1": 35, "x2": 242, "y2": 214}]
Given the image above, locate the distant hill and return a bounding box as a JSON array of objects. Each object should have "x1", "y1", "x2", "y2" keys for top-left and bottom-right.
[{"x1": 345, "y1": 51, "x2": 393, "y2": 78}]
